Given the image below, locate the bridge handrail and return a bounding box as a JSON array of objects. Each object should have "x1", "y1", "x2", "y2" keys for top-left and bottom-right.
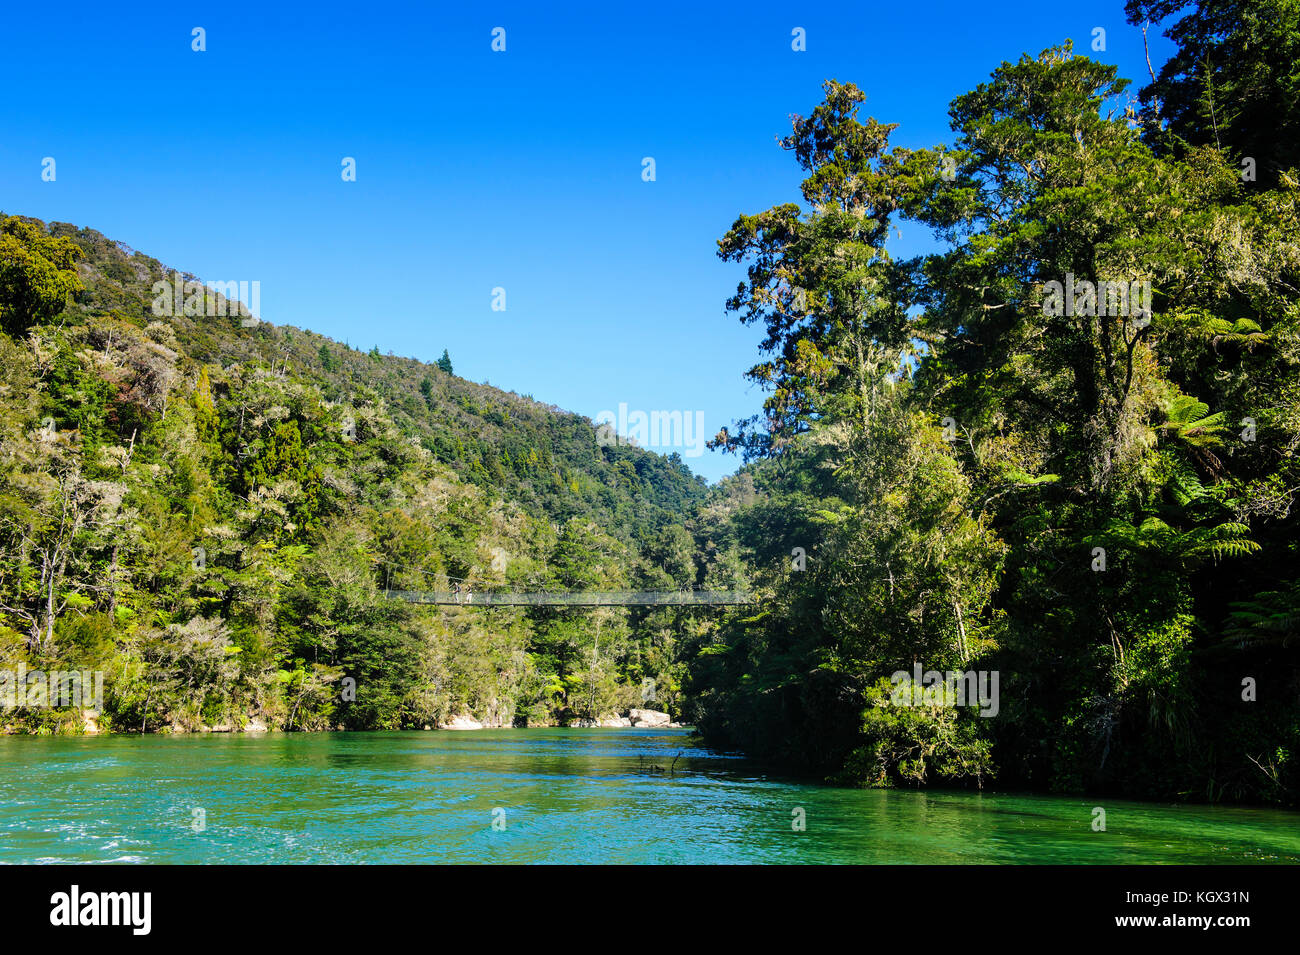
[{"x1": 383, "y1": 589, "x2": 753, "y2": 606}]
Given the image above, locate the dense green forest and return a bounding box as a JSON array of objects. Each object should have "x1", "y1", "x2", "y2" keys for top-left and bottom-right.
[
  {"x1": 686, "y1": 0, "x2": 1300, "y2": 806},
  {"x1": 0, "y1": 214, "x2": 730, "y2": 733},
  {"x1": 1, "y1": 0, "x2": 1297, "y2": 808}
]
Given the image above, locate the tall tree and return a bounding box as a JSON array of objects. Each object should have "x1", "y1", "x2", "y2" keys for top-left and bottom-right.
[{"x1": 1127, "y1": 0, "x2": 1300, "y2": 187}]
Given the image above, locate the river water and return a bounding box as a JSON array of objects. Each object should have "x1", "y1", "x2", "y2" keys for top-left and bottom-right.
[{"x1": 1, "y1": 728, "x2": 1296, "y2": 864}]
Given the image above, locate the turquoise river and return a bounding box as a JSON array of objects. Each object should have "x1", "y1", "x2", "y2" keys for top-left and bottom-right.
[{"x1": 1, "y1": 728, "x2": 1297, "y2": 864}]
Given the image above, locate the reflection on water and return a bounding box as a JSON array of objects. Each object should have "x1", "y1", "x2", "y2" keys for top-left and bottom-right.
[{"x1": 0, "y1": 729, "x2": 1296, "y2": 864}]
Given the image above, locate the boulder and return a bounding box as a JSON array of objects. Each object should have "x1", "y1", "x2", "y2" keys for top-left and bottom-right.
[
  {"x1": 242, "y1": 717, "x2": 269, "y2": 733},
  {"x1": 441, "y1": 715, "x2": 484, "y2": 730},
  {"x1": 628, "y1": 708, "x2": 672, "y2": 727}
]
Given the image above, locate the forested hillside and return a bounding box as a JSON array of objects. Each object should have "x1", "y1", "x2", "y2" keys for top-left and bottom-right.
[
  {"x1": 0, "y1": 215, "x2": 732, "y2": 733},
  {"x1": 683, "y1": 1, "x2": 1300, "y2": 807}
]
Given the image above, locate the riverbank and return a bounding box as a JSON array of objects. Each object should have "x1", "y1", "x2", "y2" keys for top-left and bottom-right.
[{"x1": 1, "y1": 707, "x2": 687, "y2": 735}]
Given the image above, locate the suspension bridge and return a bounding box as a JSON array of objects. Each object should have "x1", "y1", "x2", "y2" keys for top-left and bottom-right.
[
  {"x1": 377, "y1": 561, "x2": 753, "y2": 607},
  {"x1": 383, "y1": 589, "x2": 753, "y2": 607}
]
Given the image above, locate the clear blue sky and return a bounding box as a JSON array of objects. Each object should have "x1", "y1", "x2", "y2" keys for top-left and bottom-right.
[{"x1": 0, "y1": 0, "x2": 1173, "y2": 482}]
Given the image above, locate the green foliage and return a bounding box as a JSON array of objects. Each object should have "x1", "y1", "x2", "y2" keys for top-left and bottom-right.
[
  {"x1": 1127, "y1": 0, "x2": 1300, "y2": 188},
  {"x1": 689, "y1": 22, "x2": 1300, "y2": 807},
  {"x1": 839, "y1": 678, "x2": 995, "y2": 788},
  {"x1": 0, "y1": 215, "x2": 83, "y2": 338}
]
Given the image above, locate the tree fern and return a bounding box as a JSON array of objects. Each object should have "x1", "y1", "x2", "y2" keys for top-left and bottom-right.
[{"x1": 1226, "y1": 580, "x2": 1300, "y2": 648}]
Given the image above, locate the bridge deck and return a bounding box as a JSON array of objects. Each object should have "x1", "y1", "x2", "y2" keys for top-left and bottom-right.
[{"x1": 385, "y1": 590, "x2": 752, "y2": 607}]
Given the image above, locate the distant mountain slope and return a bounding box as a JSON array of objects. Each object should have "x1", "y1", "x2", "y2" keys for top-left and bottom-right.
[{"x1": 49, "y1": 219, "x2": 709, "y2": 540}]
